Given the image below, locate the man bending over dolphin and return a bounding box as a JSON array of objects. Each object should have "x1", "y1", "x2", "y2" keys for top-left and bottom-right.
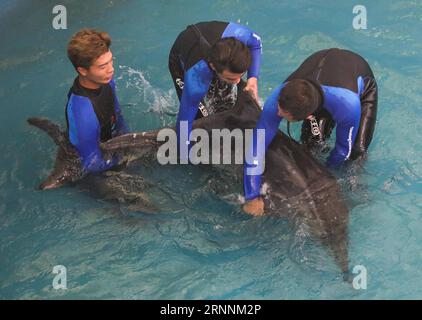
[
  {"x1": 169, "y1": 21, "x2": 262, "y2": 153},
  {"x1": 243, "y1": 48, "x2": 378, "y2": 216},
  {"x1": 65, "y1": 29, "x2": 129, "y2": 173}
]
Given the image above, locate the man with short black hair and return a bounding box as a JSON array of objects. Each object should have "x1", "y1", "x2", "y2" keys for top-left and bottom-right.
[
  {"x1": 243, "y1": 48, "x2": 378, "y2": 216},
  {"x1": 168, "y1": 21, "x2": 262, "y2": 150}
]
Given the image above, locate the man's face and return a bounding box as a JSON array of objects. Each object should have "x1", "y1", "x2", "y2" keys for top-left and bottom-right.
[
  {"x1": 77, "y1": 50, "x2": 114, "y2": 84},
  {"x1": 216, "y1": 69, "x2": 245, "y2": 85},
  {"x1": 209, "y1": 63, "x2": 245, "y2": 85}
]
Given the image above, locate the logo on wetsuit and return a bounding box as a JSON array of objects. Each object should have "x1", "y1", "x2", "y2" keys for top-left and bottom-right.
[{"x1": 308, "y1": 115, "x2": 322, "y2": 137}]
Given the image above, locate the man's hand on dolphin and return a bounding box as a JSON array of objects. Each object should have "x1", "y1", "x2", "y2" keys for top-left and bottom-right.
[
  {"x1": 242, "y1": 196, "x2": 265, "y2": 216},
  {"x1": 244, "y1": 77, "x2": 258, "y2": 102}
]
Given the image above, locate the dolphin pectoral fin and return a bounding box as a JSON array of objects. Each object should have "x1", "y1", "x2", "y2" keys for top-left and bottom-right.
[{"x1": 88, "y1": 172, "x2": 159, "y2": 213}]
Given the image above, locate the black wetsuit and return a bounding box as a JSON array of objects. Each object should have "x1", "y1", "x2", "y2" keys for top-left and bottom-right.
[
  {"x1": 290, "y1": 48, "x2": 378, "y2": 160},
  {"x1": 168, "y1": 21, "x2": 262, "y2": 150},
  {"x1": 244, "y1": 48, "x2": 378, "y2": 200},
  {"x1": 65, "y1": 77, "x2": 128, "y2": 173}
]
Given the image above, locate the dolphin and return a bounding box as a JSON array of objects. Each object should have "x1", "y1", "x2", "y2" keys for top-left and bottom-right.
[
  {"x1": 100, "y1": 86, "x2": 350, "y2": 275},
  {"x1": 27, "y1": 117, "x2": 161, "y2": 213},
  {"x1": 27, "y1": 117, "x2": 160, "y2": 191},
  {"x1": 28, "y1": 84, "x2": 349, "y2": 275}
]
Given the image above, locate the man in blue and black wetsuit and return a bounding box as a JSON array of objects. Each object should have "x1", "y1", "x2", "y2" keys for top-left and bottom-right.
[
  {"x1": 243, "y1": 48, "x2": 378, "y2": 215},
  {"x1": 168, "y1": 21, "x2": 262, "y2": 155},
  {"x1": 65, "y1": 29, "x2": 129, "y2": 174}
]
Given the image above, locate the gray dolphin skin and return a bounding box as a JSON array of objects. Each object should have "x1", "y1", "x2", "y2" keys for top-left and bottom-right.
[
  {"x1": 28, "y1": 83, "x2": 350, "y2": 276},
  {"x1": 27, "y1": 117, "x2": 85, "y2": 190},
  {"x1": 101, "y1": 86, "x2": 350, "y2": 275},
  {"x1": 27, "y1": 117, "x2": 159, "y2": 213}
]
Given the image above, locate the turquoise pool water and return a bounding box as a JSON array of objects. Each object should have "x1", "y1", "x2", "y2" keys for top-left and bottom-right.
[{"x1": 0, "y1": 0, "x2": 421, "y2": 299}]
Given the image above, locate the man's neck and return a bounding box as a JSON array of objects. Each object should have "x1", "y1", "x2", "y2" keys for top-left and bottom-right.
[{"x1": 78, "y1": 76, "x2": 101, "y2": 90}]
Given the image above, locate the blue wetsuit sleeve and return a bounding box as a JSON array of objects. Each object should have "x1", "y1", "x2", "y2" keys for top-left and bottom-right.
[
  {"x1": 246, "y1": 32, "x2": 262, "y2": 79},
  {"x1": 67, "y1": 95, "x2": 116, "y2": 173},
  {"x1": 243, "y1": 84, "x2": 284, "y2": 200},
  {"x1": 324, "y1": 88, "x2": 362, "y2": 168},
  {"x1": 222, "y1": 22, "x2": 262, "y2": 79},
  {"x1": 176, "y1": 60, "x2": 213, "y2": 151},
  {"x1": 109, "y1": 79, "x2": 129, "y2": 135}
]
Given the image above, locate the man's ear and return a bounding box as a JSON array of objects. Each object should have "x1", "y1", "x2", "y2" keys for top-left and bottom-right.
[
  {"x1": 277, "y1": 105, "x2": 284, "y2": 118},
  {"x1": 209, "y1": 63, "x2": 216, "y2": 71},
  {"x1": 77, "y1": 66, "x2": 88, "y2": 77}
]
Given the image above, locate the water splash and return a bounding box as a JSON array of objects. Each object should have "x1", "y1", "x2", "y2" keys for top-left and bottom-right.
[{"x1": 117, "y1": 65, "x2": 179, "y2": 126}]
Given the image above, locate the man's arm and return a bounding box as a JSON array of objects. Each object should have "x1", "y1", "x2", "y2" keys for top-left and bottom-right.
[
  {"x1": 222, "y1": 22, "x2": 262, "y2": 101},
  {"x1": 243, "y1": 84, "x2": 284, "y2": 201},
  {"x1": 246, "y1": 32, "x2": 262, "y2": 81},
  {"x1": 222, "y1": 22, "x2": 262, "y2": 79},
  {"x1": 67, "y1": 95, "x2": 116, "y2": 173},
  {"x1": 324, "y1": 88, "x2": 362, "y2": 168},
  {"x1": 175, "y1": 60, "x2": 213, "y2": 153}
]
